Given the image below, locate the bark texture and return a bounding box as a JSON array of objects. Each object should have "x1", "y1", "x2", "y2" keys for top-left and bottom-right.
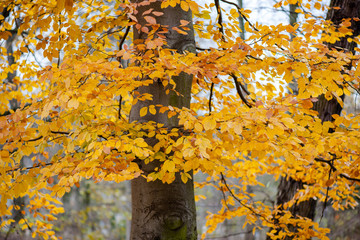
[
  {"x1": 129, "y1": 1, "x2": 197, "y2": 239},
  {"x1": 271, "y1": 1, "x2": 360, "y2": 239}
]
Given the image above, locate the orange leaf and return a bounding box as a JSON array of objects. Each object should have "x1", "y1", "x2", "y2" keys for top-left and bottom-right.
[
  {"x1": 153, "y1": 11, "x2": 164, "y2": 16},
  {"x1": 144, "y1": 16, "x2": 156, "y2": 25}
]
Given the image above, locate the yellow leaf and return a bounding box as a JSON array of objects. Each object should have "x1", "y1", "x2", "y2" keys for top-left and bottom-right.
[
  {"x1": 180, "y1": 1, "x2": 189, "y2": 11},
  {"x1": 68, "y1": 98, "x2": 79, "y2": 109},
  {"x1": 181, "y1": 172, "x2": 188, "y2": 183},
  {"x1": 194, "y1": 122, "x2": 203, "y2": 132},
  {"x1": 163, "y1": 160, "x2": 175, "y2": 172},
  {"x1": 203, "y1": 117, "x2": 216, "y2": 131},
  {"x1": 234, "y1": 124, "x2": 242, "y2": 135},
  {"x1": 314, "y1": 2, "x2": 321, "y2": 10},
  {"x1": 57, "y1": 188, "x2": 66, "y2": 198},
  {"x1": 134, "y1": 138, "x2": 147, "y2": 147},
  {"x1": 165, "y1": 145, "x2": 172, "y2": 154},
  {"x1": 149, "y1": 105, "x2": 156, "y2": 115},
  {"x1": 56, "y1": 0, "x2": 65, "y2": 13},
  {"x1": 140, "y1": 107, "x2": 148, "y2": 117}
]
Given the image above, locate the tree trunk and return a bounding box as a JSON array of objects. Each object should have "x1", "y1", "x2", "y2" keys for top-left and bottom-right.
[
  {"x1": 3, "y1": 12, "x2": 26, "y2": 240},
  {"x1": 129, "y1": 1, "x2": 197, "y2": 239},
  {"x1": 238, "y1": 0, "x2": 245, "y2": 40},
  {"x1": 271, "y1": 0, "x2": 360, "y2": 239}
]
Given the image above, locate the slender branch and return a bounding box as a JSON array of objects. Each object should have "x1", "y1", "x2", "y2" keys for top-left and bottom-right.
[
  {"x1": 1, "y1": 162, "x2": 54, "y2": 176},
  {"x1": 209, "y1": 82, "x2": 214, "y2": 114},
  {"x1": 220, "y1": 184, "x2": 230, "y2": 210},
  {"x1": 343, "y1": 80, "x2": 360, "y2": 95},
  {"x1": 231, "y1": 74, "x2": 253, "y2": 108},
  {"x1": 214, "y1": 0, "x2": 225, "y2": 40},
  {"x1": 118, "y1": 95, "x2": 123, "y2": 119},
  {"x1": 220, "y1": 173, "x2": 271, "y2": 223},
  {"x1": 0, "y1": 103, "x2": 31, "y2": 117},
  {"x1": 57, "y1": 14, "x2": 61, "y2": 68},
  {"x1": 24, "y1": 130, "x2": 70, "y2": 142},
  {"x1": 219, "y1": 0, "x2": 259, "y2": 31},
  {"x1": 119, "y1": 26, "x2": 131, "y2": 51},
  {"x1": 96, "y1": 27, "x2": 125, "y2": 44},
  {"x1": 50, "y1": 130, "x2": 70, "y2": 135},
  {"x1": 26, "y1": 136, "x2": 43, "y2": 142},
  {"x1": 239, "y1": 77, "x2": 250, "y2": 95},
  {"x1": 315, "y1": 157, "x2": 360, "y2": 182},
  {"x1": 320, "y1": 165, "x2": 332, "y2": 223},
  {"x1": 116, "y1": 25, "x2": 130, "y2": 118},
  {"x1": 196, "y1": 46, "x2": 209, "y2": 51}
]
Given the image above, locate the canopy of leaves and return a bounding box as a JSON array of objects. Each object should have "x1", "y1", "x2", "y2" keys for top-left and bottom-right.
[{"x1": 0, "y1": 0, "x2": 359, "y2": 239}]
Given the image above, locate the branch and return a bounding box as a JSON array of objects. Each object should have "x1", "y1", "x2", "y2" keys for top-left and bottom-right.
[
  {"x1": 23, "y1": 130, "x2": 70, "y2": 142},
  {"x1": 219, "y1": 0, "x2": 259, "y2": 32},
  {"x1": 196, "y1": 46, "x2": 210, "y2": 51},
  {"x1": 116, "y1": 25, "x2": 130, "y2": 118},
  {"x1": 1, "y1": 162, "x2": 54, "y2": 176},
  {"x1": 238, "y1": 76, "x2": 250, "y2": 95},
  {"x1": 119, "y1": 25, "x2": 131, "y2": 51},
  {"x1": 343, "y1": 80, "x2": 360, "y2": 96},
  {"x1": 96, "y1": 27, "x2": 125, "y2": 44},
  {"x1": 0, "y1": 3, "x2": 11, "y2": 27},
  {"x1": 231, "y1": 74, "x2": 253, "y2": 108},
  {"x1": 118, "y1": 95, "x2": 123, "y2": 119},
  {"x1": 214, "y1": 0, "x2": 225, "y2": 40},
  {"x1": 209, "y1": 82, "x2": 214, "y2": 114},
  {"x1": 315, "y1": 157, "x2": 360, "y2": 182},
  {"x1": 50, "y1": 130, "x2": 70, "y2": 135},
  {"x1": 0, "y1": 103, "x2": 31, "y2": 117},
  {"x1": 320, "y1": 165, "x2": 332, "y2": 223},
  {"x1": 220, "y1": 173, "x2": 271, "y2": 223}
]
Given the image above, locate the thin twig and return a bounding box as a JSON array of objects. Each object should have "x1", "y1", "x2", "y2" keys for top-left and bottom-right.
[
  {"x1": 320, "y1": 162, "x2": 332, "y2": 223},
  {"x1": 57, "y1": 14, "x2": 61, "y2": 68},
  {"x1": 219, "y1": 0, "x2": 259, "y2": 32},
  {"x1": 1, "y1": 162, "x2": 53, "y2": 176},
  {"x1": 209, "y1": 82, "x2": 214, "y2": 114},
  {"x1": 118, "y1": 95, "x2": 123, "y2": 119},
  {"x1": 220, "y1": 173, "x2": 271, "y2": 223}
]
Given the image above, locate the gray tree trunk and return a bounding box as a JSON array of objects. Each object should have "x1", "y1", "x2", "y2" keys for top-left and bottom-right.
[
  {"x1": 129, "y1": 1, "x2": 197, "y2": 239},
  {"x1": 2, "y1": 8, "x2": 25, "y2": 240},
  {"x1": 238, "y1": 0, "x2": 245, "y2": 40},
  {"x1": 271, "y1": 1, "x2": 360, "y2": 239}
]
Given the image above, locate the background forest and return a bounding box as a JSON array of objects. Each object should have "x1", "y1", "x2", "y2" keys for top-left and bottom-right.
[{"x1": 0, "y1": 0, "x2": 360, "y2": 239}]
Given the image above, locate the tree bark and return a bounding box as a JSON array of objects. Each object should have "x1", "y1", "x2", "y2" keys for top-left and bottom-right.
[
  {"x1": 271, "y1": 0, "x2": 360, "y2": 239},
  {"x1": 129, "y1": 1, "x2": 197, "y2": 239}
]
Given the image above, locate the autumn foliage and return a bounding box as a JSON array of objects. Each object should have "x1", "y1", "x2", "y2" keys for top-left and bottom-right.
[{"x1": 0, "y1": 0, "x2": 360, "y2": 239}]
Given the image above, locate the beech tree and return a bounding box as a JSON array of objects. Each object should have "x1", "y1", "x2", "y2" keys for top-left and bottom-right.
[
  {"x1": 1, "y1": 0, "x2": 360, "y2": 240},
  {"x1": 129, "y1": 0, "x2": 197, "y2": 239},
  {"x1": 271, "y1": 0, "x2": 360, "y2": 238}
]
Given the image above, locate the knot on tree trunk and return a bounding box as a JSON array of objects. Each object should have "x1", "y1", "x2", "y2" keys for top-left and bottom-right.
[{"x1": 163, "y1": 214, "x2": 184, "y2": 230}]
